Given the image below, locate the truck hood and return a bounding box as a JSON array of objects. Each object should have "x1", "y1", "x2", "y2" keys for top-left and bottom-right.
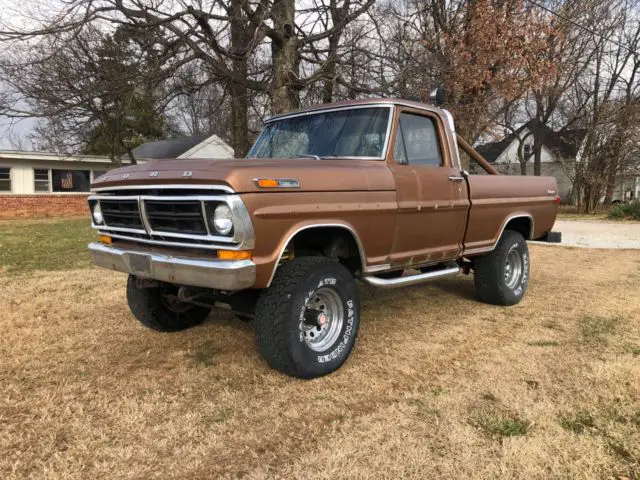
[{"x1": 91, "y1": 158, "x2": 396, "y2": 193}]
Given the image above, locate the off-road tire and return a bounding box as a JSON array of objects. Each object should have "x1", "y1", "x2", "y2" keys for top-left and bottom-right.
[
  {"x1": 255, "y1": 257, "x2": 360, "y2": 379},
  {"x1": 126, "y1": 276, "x2": 211, "y2": 332},
  {"x1": 474, "y1": 230, "x2": 530, "y2": 306}
]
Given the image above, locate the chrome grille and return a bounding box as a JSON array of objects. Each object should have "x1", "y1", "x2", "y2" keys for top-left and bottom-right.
[
  {"x1": 145, "y1": 200, "x2": 207, "y2": 235},
  {"x1": 88, "y1": 186, "x2": 254, "y2": 251},
  {"x1": 100, "y1": 199, "x2": 144, "y2": 229}
]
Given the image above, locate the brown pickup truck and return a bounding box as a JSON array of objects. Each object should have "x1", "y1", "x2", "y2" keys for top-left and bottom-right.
[{"x1": 88, "y1": 98, "x2": 560, "y2": 378}]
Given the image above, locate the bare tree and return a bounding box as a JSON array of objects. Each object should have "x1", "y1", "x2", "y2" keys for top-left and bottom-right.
[
  {"x1": 0, "y1": 24, "x2": 181, "y2": 162},
  {"x1": 0, "y1": 0, "x2": 376, "y2": 157},
  {"x1": 569, "y1": 0, "x2": 640, "y2": 212}
]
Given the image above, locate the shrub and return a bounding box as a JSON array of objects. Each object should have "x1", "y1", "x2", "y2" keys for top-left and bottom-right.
[{"x1": 608, "y1": 200, "x2": 640, "y2": 220}]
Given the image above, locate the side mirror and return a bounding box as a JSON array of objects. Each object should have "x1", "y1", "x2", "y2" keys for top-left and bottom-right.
[{"x1": 430, "y1": 86, "x2": 446, "y2": 106}]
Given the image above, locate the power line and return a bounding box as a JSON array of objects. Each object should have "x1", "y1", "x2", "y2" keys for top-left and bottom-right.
[{"x1": 525, "y1": 0, "x2": 638, "y2": 55}]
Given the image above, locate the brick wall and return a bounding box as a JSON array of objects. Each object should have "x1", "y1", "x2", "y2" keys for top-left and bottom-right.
[{"x1": 0, "y1": 194, "x2": 89, "y2": 219}]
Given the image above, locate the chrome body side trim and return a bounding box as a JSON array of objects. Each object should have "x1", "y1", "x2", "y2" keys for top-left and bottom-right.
[
  {"x1": 362, "y1": 266, "x2": 460, "y2": 288},
  {"x1": 266, "y1": 223, "x2": 369, "y2": 287},
  {"x1": 88, "y1": 242, "x2": 255, "y2": 291},
  {"x1": 363, "y1": 263, "x2": 392, "y2": 274},
  {"x1": 463, "y1": 214, "x2": 535, "y2": 257}
]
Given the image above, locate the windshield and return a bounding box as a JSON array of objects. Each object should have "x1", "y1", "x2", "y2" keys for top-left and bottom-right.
[{"x1": 248, "y1": 106, "x2": 391, "y2": 159}]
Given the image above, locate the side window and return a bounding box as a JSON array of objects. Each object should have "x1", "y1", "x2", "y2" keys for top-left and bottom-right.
[{"x1": 397, "y1": 113, "x2": 443, "y2": 167}]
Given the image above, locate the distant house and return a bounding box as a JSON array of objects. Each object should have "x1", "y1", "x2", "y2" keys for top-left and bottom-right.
[
  {"x1": 132, "y1": 133, "x2": 233, "y2": 161},
  {"x1": 475, "y1": 122, "x2": 585, "y2": 202},
  {"x1": 0, "y1": 134, "x2": 234, "y2": 218}
]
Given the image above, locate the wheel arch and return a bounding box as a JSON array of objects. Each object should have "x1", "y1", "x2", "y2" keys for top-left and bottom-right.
[
  {"x1": 266, "y1": 223, "x2": 367, "y2": 287},
  {"x1": 502, "y1": 214, "x2": 534, "y2": 241}
]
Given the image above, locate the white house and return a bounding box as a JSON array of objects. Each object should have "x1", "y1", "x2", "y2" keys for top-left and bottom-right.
[
  {"x1": 0, "y1": 133, "x2": 234, "y2": 218},
  {"x1": 477, "y1": 122, "x2": 640, "y2": 203},
  {"x1": 132, "y1": 133, "x2": 233, "y2": 160},
  {"x1": 0, "y1": 151, "x2": 118, "y2": 195}
]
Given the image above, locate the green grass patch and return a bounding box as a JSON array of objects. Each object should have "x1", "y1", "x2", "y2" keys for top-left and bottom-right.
[
  {"x1": 0, "y1": 218, "x2": 95, "y2": 274},
  {"x1": 559, "y1": 411, "x2": 595, "y2": 434},
  {"x1": 527, "y1": 340, "x2": 560, "y2": 347},
  {"x1": 203, "y1": 407, "x2": 233, "y2": 425},
  {"x1": 605, "y1": 438, "x2": 634, "y2": 462},
  {"x1": 406, "y1": 398, "x2": 440, "y2": 421},
  {"x1": 578, "y1": 315, "x2": 618, "y2": 342},
  {"x1": 191, "y1": 341, "x2": 217, "y2": 366},
  {"x1": 625, "y1": 345, "x2": 640, "y2": 356},
  {"x1": 431, "y1": 386, "x2": 444, "y2": 396},
  {"x1": 472, "y1": 411, "x2": 530, "y2": 438}
]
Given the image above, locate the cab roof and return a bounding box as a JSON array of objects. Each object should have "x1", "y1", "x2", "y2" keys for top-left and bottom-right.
[{"x1": 266, "y1": 98, "x2": 446, "y2": 123}]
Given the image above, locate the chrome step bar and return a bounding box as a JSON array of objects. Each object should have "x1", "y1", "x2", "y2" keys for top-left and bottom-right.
[{"x1": 361, "y1": 266, "x2": 460, "y2": 289}]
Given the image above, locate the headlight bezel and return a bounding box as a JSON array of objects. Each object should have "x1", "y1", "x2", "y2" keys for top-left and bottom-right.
[
  {"x1": 206, "y1": 201, "x2": 234, "y2": 237},
  {"x1": 90, "y1": 200, "x2": 104, "y2": 225}
]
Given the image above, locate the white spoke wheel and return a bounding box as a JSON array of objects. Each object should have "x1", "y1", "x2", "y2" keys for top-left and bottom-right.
[
  {"x1": 504, "y1": 246, "x2": 524, "y2": 290},
  {"x1": 302, "y1": 288, "x2": 344, "y2": 352},
  {"x1": 255, "y1": 257, "x2": 360, "y2": 379}
]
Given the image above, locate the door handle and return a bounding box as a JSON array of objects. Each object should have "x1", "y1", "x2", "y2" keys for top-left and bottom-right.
[{"x1": 448, "y1": 176, "x2": 465, "y2": 182}]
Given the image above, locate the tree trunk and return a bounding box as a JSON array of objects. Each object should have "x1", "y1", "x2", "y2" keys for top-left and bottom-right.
[
  {"x1": 602, "y1": 171, "x2": 616, "y2": 205},
  {"x1": 229, "y1": 1, "x2": 251, "y2": 157},
  {"x1": 322, "y1": 35, "x2": 339, "y2": 103},
  {"x1": 125, "y1": 145, "x2": 137, "y2": 165},
  {"x1": 533, "y1": 123, "x2": 542, "y2": 176},
  {"x1": 271, "y1": 0, "x2": 299, "y2": 114},
  {"x1": 322, "y1": 0, "x2": 344, "y2": 104}
]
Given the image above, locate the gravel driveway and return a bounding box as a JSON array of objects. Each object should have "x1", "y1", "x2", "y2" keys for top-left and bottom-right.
[{"x1": 536, "y1": 219, "x2": 640, "y2": 249}]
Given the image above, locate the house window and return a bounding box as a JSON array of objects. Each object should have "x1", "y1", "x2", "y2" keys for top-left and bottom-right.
[
  {"x1": 34, "y1": 168, "x2": 51, "y2": 192},
  {"x1": 51, "y1": 169, "x2": 91, "y2": 192},
  {"x1": 523, "y1": 144, "x2": 533, "y2": 156},
  {"x1": 0, "y1": 167, "x2": 10, "y2": 192}
]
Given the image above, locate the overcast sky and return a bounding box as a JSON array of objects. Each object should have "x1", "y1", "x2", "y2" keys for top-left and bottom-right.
[{"x1": 0, "y1": 0, "x2": 59, "y2": 150}]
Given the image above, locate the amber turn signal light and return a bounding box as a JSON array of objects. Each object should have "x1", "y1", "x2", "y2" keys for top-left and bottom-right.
[
  {"x1": 217, "y1": 250, "x2": 253, "y2": 260},
  {"x1": 256, "y1": 178, "x2": 279, "y2": 188},
  {"x1": 99, "y1": 235, "x2": 112, "y2": 245},
  {"x1": 254, "y1": 178, "x2": 300, "y2": 188}
]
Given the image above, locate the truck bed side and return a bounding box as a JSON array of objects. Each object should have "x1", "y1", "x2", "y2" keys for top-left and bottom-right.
[{"x1": 463, "y1": 175, "x2": 559, "y2": 255}]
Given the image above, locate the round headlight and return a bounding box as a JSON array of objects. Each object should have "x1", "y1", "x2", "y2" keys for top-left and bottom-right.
[
  {"x1": 213, "y1": 204, "x2": 233, "y2": 235},
  {"x1": 92, "y1": 202, "x2": 104, "y2": 224}
]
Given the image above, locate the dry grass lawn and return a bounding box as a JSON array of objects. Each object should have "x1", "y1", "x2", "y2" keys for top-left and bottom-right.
[{"x1": 0, "y1": 221, "x2": 639, "y2": 479}]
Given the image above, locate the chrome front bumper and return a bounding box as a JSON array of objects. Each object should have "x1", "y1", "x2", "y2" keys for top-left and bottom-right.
[{"x1": 88, "y1": 242, "x2": 256, "y2": 291}]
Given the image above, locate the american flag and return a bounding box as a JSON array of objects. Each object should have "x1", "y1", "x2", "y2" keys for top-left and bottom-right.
[{"x1": 61, "y1": 172, "x2": 73, "y2": 189}]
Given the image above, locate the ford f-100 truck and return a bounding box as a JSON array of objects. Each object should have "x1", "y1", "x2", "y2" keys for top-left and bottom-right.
[{"x1": 87, "y1": 98, "x2": 560, "y2": 379}]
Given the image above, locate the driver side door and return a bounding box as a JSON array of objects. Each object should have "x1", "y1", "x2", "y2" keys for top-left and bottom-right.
[{"x1": 389, "y1": 108, "x2": 470, "y2": 268}]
